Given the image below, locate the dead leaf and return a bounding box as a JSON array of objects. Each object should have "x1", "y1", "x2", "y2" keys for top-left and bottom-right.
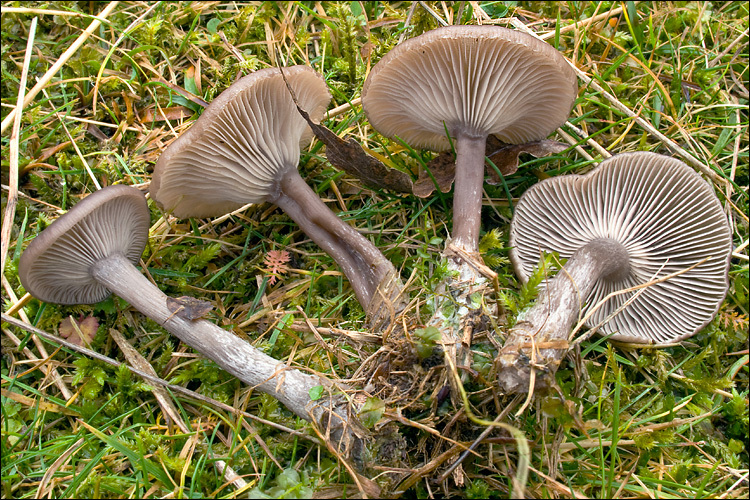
[
  {"x1": 59, "y1": 316, "x2": 99, "y2": 347},
  {"x1": 485, "y1": 137, "x2": 569, "y2": 184},
  {"x1": 413, "y1": 152, "x2": 456, "y2": 198},
  {"x1": 138, "y1": 106, "x2": 193, "y2": 123},
  {"x1": 301, "y1": 108, "x2": 414, "y2": 193},
  {"x1": 279, "y1": 68, "x2": 414, "y2": 193},
  {"x1": 166, "y1": 296, "x2": 213, "y2": 321},
  {"x1": 412, "y1": 136, "x2": 570, "y2": 197}
]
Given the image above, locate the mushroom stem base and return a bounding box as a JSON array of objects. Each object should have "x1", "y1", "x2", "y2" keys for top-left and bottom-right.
[
  {"x1": 90, "y1": 252, "x2": 362, "y2": 456},
  {"x1": 427, "y1": 243, "x2": 493, "y2": 394},
  {"x1": 497, "y1": 239, "x2": 629, "y2": 393}
]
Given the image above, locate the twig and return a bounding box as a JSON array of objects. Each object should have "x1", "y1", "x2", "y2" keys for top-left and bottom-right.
[
  {"x1": 327, "y1": 97, "x2": 361, "y2": 119},
  {"x1": 397, "y1": 2, "x2": 419, "y2": 44},
  {"x1": 539, "y1": 5, "x2": 625, "y2": 40},
  {"x1": 417, "y1": 1, "x2": 449, "y2": 26},
  {"x1": 1, "y1": 17, "x2": 36, "y2": 277},
  {"x1": 707, "y1": 28, "x2": 749, "y2": 67},
  {"x1": 1, "y1": 7, "x2": 110, "y2": 18},
  {"x1": 436, "y1": 394, "x2": 524, "y2": 483},
  {"x1": 2, "y1": 275, "x2": 73, "y2": 400},
  {"x1": 0, "y1": 1, "x2": 120, "y2": 134}
]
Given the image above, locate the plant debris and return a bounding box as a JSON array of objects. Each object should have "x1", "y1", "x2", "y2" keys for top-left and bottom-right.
[
  {"x1": 58, "y1": 315, "x2": 99, "y2": 347},
  {"x1": 413, "y1": 136, "x2": 569, "y2": 197},
  {"x1": 165, "y1": 296, "x2": 214, "y2": 320}
]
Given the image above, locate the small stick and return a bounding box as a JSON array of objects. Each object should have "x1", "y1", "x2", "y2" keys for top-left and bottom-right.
[
  {"x1": 539, "y1": 5, "x2": 625, "y2": 40},
  {"x1": 1, "y1": 17, "x2": 36, "y2": 276}
]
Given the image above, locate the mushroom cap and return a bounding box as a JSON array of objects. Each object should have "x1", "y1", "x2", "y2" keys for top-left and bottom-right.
[
  {"x1": 509, "y1": 152, "x2": 732, "y2": 343},
  {"x1": 361, "y1": 25, "x2": 577, "y2": 151},
  {"x1": 19, "y1": 185, "x2": 150, "y2": 305},
  {"x1": 151, "y1": 66, "x2": 331, "y2": 219}
]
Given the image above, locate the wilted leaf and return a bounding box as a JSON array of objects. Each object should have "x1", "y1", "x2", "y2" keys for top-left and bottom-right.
[
  {"x1": 485, "y1": 137, "x2": 569, "y2": 184},
  {"x1": 413, "y1": 153, "x2": 456, "y2": 198},
  {"x1": 59, "y1": 316, "x2": 99, "y2": 347},
  {"x1": 166, "y1": 296, "x2": 213, "y2": 321},
  {"x1": 281, "y1": 69, "x2": 414, "y2": 193},
  {"x1": 359, "y1": 396, "x2": 385, "y2": 428},
  {"x1": 303, "y1": 108, "x2": 414, "y2": 193},
  {"x1": 412, "y1": 136, "x2": 569, "y2": 197},
  {"x1": 138, "y1": 106, "x2": 193, "y2": 123}
]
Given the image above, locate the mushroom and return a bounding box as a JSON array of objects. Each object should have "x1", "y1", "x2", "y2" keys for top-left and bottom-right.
[
  {"x1": 498, "y1": 152, "x2": 732, "y2": 393},
  {"x1": 151, "y1": 66, "x2": 403, "y2": 328},
  {"x1": 19, "y1": 185, "x2": 355, "y2": 447},
  {"x1": 361, "y1": 25, "x2": 577, "y2": 256}
]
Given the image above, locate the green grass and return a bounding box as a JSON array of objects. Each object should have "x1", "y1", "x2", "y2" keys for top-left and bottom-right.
[{"x1": 2, "y1": 1, "x2": 748, "y2": 498}]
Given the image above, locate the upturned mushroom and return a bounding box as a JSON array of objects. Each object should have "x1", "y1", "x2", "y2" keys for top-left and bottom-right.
[
  {"x1": 19, "y1": 185, "x2": 357, "y2": 450},
  {"x1": 361, "y1": 25, "x2": 577, "y2": 258},
  {"x1": 151, "y1": 66, "x2": 404, "y2": 328},
  {"x1": 498, "y1": 152, "x2": 732, "y2": 393}
]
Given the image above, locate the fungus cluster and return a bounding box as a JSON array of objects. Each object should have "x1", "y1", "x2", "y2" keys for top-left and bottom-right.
[
  {"x1": 361, "y1": 25, "x2": 578, "y2": 371},
  {"x1": 17, "y1": 24, "x2": 734, "y2": 455}
]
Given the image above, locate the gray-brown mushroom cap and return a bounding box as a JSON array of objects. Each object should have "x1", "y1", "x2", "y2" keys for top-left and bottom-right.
[
  {"x1": 19, "y1": 185, "x2": 150, "y2": 305},
  {"x1": 509, "y1": 152, "x2": 732, "y2": 343},
  {"x1": 361, "y1": 25, "x2": 578, "y2": 151},
  {"x1": 151, "y1": 66, "x2": 331, "y2": 219}
]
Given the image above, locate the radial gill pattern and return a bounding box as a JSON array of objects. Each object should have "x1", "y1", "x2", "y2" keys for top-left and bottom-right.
[
  {"x1": 509, "y1": 152, "x2": 732, "y2": 343},
  {"x1": 362, "y1": 25, "x2": 577, "y2": 151},
  {"x1": 151, "y1": 66, "x2": 331, "y2": 219},
  {"x1": 19, "y1": 186, "x2": 150, "y2": 304}
]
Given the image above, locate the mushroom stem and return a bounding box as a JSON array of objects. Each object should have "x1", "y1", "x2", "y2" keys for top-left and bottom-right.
[
  {"x1": 89, "y1": 252, "x2": 349, "y2": 428},
  {"x1": 497, "y1": 238, "x2": 630, "y2": 393},
  {"x1": 427, "y1": 134, "x2": 490, "y2": 380},
  {"x1": 451, "y1": 134, "x2": 488, "y2": 254},
  {"x1": 273, "y1": 167, "x2": 405, "y2": 326}
]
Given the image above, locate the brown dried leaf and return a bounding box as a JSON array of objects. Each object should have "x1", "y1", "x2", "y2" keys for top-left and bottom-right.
[
  {"x1": 59, "y1": 316, "x2": 99, "y2": 347},
  {"x1": 485, "y1": 137, "x2": 569, "y2": 184},
  {"x1": 301, "y1": 108, "x2": 414, "y2": 193},
  {"x1": 138, "y1": 106, "x2": 194, "y2": 123},
  {"x1": 280, "y1": 68, "x2": 413, "y2": 193},
  {"x1": 413, "y1": 152, "x2": 456, "y2": 198},
  {"x1": 166, "y1": 296, "x2": 214, "y2": 321},
  {"x1": 412, "y1": 137, "x2": 570, "y2": 197}
]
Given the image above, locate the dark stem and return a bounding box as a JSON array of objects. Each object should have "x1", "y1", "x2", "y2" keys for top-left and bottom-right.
[
  {"x1": 451, "y1": 134, "x2": 488, "y2": 254},
  {"x1": 272, "y1": 167, "x2": 404, "y2": 327},
  {"x1": 430, "y1": 134, "x2": 489, "y2": 383},
  {"x1": 497, "y1": 238, "x2": 630, "y2": 393}
]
